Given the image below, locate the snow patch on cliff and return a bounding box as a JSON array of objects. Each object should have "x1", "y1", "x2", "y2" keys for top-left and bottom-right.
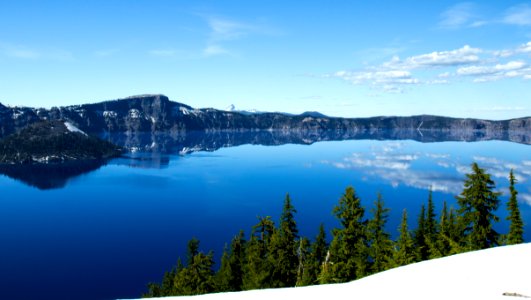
[{"x1": 64, "y1": 122, "x2": 87, "y2": 136}]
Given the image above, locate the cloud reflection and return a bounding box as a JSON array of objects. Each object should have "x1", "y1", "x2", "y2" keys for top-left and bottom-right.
[{"x1": 322, "y1": 142, "x2": 531, "y2": 205}]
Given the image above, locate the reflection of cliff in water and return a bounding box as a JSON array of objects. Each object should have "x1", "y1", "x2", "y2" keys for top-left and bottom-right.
[
  {"x1": 0, "y1": 160, "x2": 107, "y2": 190},
  {"x1": 1, "y1": 129, "x2": 529, "y2": 190},
  {"x1": 101, "y1": 129, "x2": 531, "y2": 155}
]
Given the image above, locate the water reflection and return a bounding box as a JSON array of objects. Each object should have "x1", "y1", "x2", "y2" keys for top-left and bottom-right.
[
  {"x1": 323, "y1": 141, "x2": 531, "y2": 204},
  {"x1": 0, "y1": 161, "x2": 107, "y2": 190},
  {"x1": 0, "y1": 130, "x2": 529, "y2": 190},
  {"x1": 101, "y1": 129, "x2": 531, "y2": 155}
]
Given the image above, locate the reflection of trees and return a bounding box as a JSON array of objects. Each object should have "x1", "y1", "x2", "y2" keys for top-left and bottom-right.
[
  {"x1": 2, "y1": 130, "x2": 529, "y2": 191},
  {"x1": 0, "y1": 160, "x2": 106, "y2": 190},
  {"x1": 101, "y1": 129, "x2": 531, "y2": 155}
]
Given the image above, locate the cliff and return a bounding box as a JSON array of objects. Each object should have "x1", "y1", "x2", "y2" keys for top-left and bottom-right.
[{"x1": 0, "y1": 94, "x2": 529, "y2": 139}]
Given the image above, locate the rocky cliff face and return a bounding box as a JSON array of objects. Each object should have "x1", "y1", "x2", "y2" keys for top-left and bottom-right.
[{"x1": 0, "y1": 94, "x2": 529, "y2": 138}]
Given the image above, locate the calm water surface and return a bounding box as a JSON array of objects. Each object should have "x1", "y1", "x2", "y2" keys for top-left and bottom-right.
[{"x1": 0, "y1": 133, "x2": 529, "y2": 300}]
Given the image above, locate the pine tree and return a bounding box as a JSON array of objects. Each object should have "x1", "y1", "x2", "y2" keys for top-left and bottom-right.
[
  {"x1": 322, "y1": 186, "x2": 369, "y2": 283},
  {"x1": 456, "y1": 162, "x2": 501, "y2": 250},
  {"x1": 367, "y1": 193, "x2": 393, "y2": 274},
  {"x1": 186, "y1": 237, "x2": 200, "y2": 266},
  {"x1": 425, "y1": 189, "x2": 438, "y2": 243},
  {"x1": 299, "y1": 223, "x2": 328, "y2": 286},
  {"x1": 268, "y1": 194, "x2": 299, "y2": 287},
  {"x1": 392, "y1": 209, "x2": 416, "y2": 267},
  {"x1": 431, "y1": 201, "x2": 450, "y2": 258},
  {"x1": 216, "y1": 245, "x2": 232, "y2": 292},
  {"x1": 243, "y1": 216, "x2": 275, "y2": 290},
  {"x1": 506, "y1": 169, "x2": 524, "y2": 245},
  {"x1": 422, "y1": 189, "x2": 441, "y2": 257},
  {"x1": 170, "y1": 239, "x2": 216, "y2": 296},
  {"x1": 295, "y1": 237, "x2": 312, "y2": 286},
  {"x1": 190, "y1": 251, "x2": 216, "y2": 294},
  {"x1": 216, "y1": 231, "x2": 246, "y2": 291},
  {"x1": 414, "y1": 204, "x2": 427, "y2": 260}
]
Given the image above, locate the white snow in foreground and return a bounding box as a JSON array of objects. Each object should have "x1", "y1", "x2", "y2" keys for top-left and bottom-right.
[
  {"x1": 64, "y1": 121, "x2": 87, "y2": 136},
  {"x1": 124, "y1": 243, "x2": 531, "y2": 300}
]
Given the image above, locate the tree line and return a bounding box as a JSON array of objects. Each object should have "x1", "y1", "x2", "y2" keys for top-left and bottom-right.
[{"x1": 143, "y1": 162, "x2": 525, "y2": 297}]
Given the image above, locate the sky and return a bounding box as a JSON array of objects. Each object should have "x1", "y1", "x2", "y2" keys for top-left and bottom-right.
[{"x1": 0, "y1": 0, "x2": 530, "y2": 119}]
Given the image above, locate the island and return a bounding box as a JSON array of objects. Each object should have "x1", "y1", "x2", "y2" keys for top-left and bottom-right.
[{"x1": 0, "y1": 120, "x2": 122, "y2": 164}]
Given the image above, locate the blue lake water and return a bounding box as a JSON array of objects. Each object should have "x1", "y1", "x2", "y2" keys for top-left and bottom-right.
[{"x1": 0, "y1": 132, "x2": 530, "y2": 300}]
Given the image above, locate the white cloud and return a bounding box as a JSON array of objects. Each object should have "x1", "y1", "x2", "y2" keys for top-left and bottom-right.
[
  {"x1": 332, "y1": 70, "x2": 419, "y2": 89},
  {"x1": 201, "y1": 16, "x2": 274, "y2": 58},
  {"x1": 0, "y1": 42, "x2": 40, "y2": 59},
  {"x1": 207, "y1": 18, "x2": 250, "y2": 41},
  {"x1": 329, "y1": 45, "x2": 481, "y2": 92},
  {"x1": 494, "y1": 41, "x2": 531, "y2": 58},
  {"x1": 457, "y1": 60, "x2": 526, "y2": 75},
  {"x1": 328, "y1": 38, "x2": 531, "y2": 92},
  {"x1": 396, "y1": 45, "x2": 482, "y2": 68},
  {"x1": 203, "y1": 45, "x2": 230, "y2": 57},
  {"x1": 0, "y1": 42, "x2": 73, "y2": 61},
  {"x1": 517, "y1": 41, "x2": 531, "y2": 53},
  {"x1": 456, "y1": 60, "x2": 531, "y2": 82},
  {"x1": 503, "y1": 4, "x2": 531, "y2": 26},
  {"x1": 426, "y1": 79, "x2": 449, "y2": 85},
  {"x1": 439, "y1": 2, "x2": 479, "y2": 29}
]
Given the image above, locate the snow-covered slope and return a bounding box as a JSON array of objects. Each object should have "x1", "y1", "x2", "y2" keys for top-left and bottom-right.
[
  {"x1": 64, "y1": 121, "x2": 87, "y2": 135},
  {"x1": 127, "y1": 243, "x2": 531, "y2": 300}
]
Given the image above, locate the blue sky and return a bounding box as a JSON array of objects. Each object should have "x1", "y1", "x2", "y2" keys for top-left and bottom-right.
[{"x1": 0, "y1": 0, "x2": 530, "y2": 119}]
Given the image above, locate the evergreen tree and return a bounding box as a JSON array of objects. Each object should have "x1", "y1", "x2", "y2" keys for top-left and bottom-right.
[
  {"x1": 160, "y1": 268, "x2": 176, "y2": 295},
  {"x1": 185, "y1": 251, "x2": 216, "y2": 295},
  {"x1": 392, "y1": 209, "x2": 416, "y2": 267},
  {"x1": 216, "y1": 231, "x2": 246, "y2": 291},
  {"x1": 216, "y1": 245, "x2": 231, "y2": 292},
  {"x1": 268, "y1": 194, "x2": 299, "y2": 287},
  {"x1": 187, "y1": 237, "x2": 200, "y2": 266},
  {"x1": 322, "y1": 186, "x2": 369, "y2": 283},
  {"x1": 414, "y1": 204, "x2": 427, "y2": 260},
  {"x1": 295, "y1": 237, "x2": 312, "y2": 286},
  {"x1": 425, "y1": 189, "x2": 438, "y2": 243},
  {"x1": 506, "y1": 169, "x2": 524, "y2": 245},
  {"x1": 299, "y1": 223, "x2": 328, "y2": 286},
  {"x1": 313, "y1": 223, "x2": 328, "y2": 268},
  {"x1": 243, "y1": 216, "x2": 275, "y2": 290},
  {"x1": 422, "y1": 189, "x2": 441, "y2": 257},
  {"x1": 367, "y1": 193, "x2": 393, "y2": 274},
  {"x1": 169, "y1": 239, "x2": 216, "y2": 296},
  {"x1": 431, "y1": 201, "x2": 450, "y2": 258},
  {"x1": 456, "y1": 162, "x2": 501, "y2": 250}
]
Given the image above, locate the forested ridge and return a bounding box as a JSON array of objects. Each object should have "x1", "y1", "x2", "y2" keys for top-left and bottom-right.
[
  {"x1": 0, "y1": 120, "x2": 122, "y2": 164},
  {"x1": 143, "y1": 162, "x2": 525, "y2": 297}
]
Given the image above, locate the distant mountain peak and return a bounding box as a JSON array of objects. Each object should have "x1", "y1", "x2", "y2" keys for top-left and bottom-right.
[
  {"x1": 300, "y1": 111, "x2": 328, "y2": 118},
  {"x1": 121, "y1": 94, "x2": 168, "y2": 100}
]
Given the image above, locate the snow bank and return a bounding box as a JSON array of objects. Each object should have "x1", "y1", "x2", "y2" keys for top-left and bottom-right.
[
  {"x1": 125, "y1": 243, "x2": 531, "y2": 300},
  {"x1": 64, "y1": 121, "x2": 87, "y2": 136}
]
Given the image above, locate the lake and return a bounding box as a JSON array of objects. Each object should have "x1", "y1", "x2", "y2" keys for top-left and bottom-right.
[{"x1": 0, "y1": 131, "x2": 529, "y2": 300}]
